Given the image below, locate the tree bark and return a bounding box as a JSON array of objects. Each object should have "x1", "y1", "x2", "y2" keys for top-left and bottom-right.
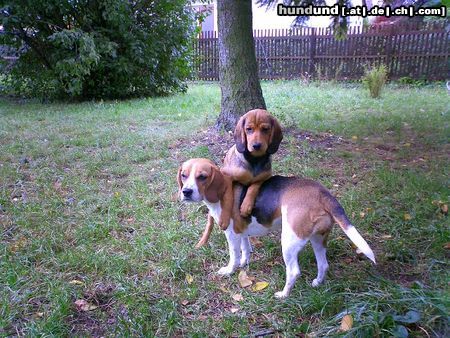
[{"x1": 216, "y1": 0, "x2": 266, "y2": 131}]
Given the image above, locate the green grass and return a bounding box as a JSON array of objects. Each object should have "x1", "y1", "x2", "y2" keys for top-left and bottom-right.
[{"x1": 1, "y1": 81, "x2": 449, "y2": 337}]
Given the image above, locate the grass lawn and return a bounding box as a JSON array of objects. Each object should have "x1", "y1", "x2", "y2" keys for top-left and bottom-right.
[{"x1": 0, "y1": 81, "x2": 448, "y2": 337}]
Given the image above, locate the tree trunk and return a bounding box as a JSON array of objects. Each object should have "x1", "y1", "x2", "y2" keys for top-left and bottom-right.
[{"x1": 216, "y1": 0, "x2": 266, "y2": 131}]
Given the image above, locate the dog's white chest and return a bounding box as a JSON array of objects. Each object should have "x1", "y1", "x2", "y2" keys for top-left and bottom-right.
[{"x1": 203, "y1": 201, "x2": 223, "y2": 224}]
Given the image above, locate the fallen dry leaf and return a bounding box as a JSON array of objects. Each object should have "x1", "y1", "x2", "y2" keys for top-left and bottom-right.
[
  {"x1": 32, "y1": 312, "x2": 44, "y2": 319},
  {"x1": 340, "y1": 314, "x2": 353, "y2": 332},
  {"x1": 249, "y1": 237, "x2": 263, "y2": 248},
  {"x1": 252, "y1": 281, "x2": 269, "y2": 292},
  {"x1": 441, "y1": 204, "x2": 448, "y2": 215},
  {"x1": 443, "y1": 243, "x2": 450, "y2": 250},
  {"x1": 381, "y1": 234, "x2": 393, "y2": 239},
  {"x1": 351, "y1": 136, "x2": 358, "y2": 141},
  {"x1": 69, "y1": 280, "x2": 84, "y2": 286},
  {"x1": 181, "y1": 299, "x2": 189, "y2": 306},
  {"x1": 219, "y1": 284, "x2": 229, "y2": 293},
  {"x1": 359, "y1": 212, "x2": 366, "y2": 219},
  {"x1": 238, "y1": 270, "x2": 253, "y2": 288},
  {"x1": 230, "y1": 307, "x2": 239, "y2": 313},
  {"x1": 74, "y1": 299, "x2": 98, "y2": 312},
  {"x1": 185, "y1": 274, "x2": 194, "y2": 284},
  {"x1": 232, "y1": 293, "x2": 243, "y2": 301},
  {"x1": 404, "y1": 213, "x2": 412, "y2": 221},
  {"x1": 432, "y1": 200, "x2": 443, "y2": 206}
]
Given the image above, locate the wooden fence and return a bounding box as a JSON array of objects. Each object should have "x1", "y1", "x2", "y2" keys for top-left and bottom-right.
[{"x1": 193, "y1": 22, "x2": 449, "y2": 81}]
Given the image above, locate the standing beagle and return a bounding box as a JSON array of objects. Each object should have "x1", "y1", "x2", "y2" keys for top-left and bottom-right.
[{"x1": 178, "y1": 158, "x2": 376, "y2": 298}]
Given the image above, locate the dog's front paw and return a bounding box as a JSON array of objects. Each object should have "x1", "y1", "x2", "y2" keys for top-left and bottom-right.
[
  {"x1": 217, "y1": 266, "x2": 236, "y2": 275},
  {"x1": 240, "y1": 202, "x2": 253, "y2": 217},
  {"x1": 239, "y1": 256, "x2": 249, "y2": 268},
  {"x1": 218, "y1": 219, "x2": 229, "y2": 231},
  {"x1": 274, "y1": 291, "x2": 289, "y2": 299},
  {"x1": 311, "y1": 278, "x2": 323, "y2": 287}
]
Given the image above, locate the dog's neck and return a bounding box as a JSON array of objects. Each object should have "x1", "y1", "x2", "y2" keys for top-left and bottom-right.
[{"x1": 242, "y1": 150, "x2": 272, "y2": 176}]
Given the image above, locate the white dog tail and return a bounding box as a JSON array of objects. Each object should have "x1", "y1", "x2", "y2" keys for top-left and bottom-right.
[
  {"x1": 323, "y1": 194, "x2": 376, "y2": 264},
  {"x1": 340, "y1": 224, "x2": 376, "y2": 264}
]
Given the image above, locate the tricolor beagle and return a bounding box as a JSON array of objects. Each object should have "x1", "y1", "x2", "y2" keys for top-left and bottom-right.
[
  {"x1": 195, "y1": 109, "x2": 282, "y2": 247},
  {"x1": 178, "y1": 158, "x2": 376, "y2": 298}
]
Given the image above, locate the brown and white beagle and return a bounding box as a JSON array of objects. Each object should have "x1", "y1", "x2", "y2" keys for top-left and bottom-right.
[
  {"x1": 221, "y1": 109, "x2": 282, "y2": 233},
  {"x1": 178, "y1": 158, "x2": 376, "y2": 298}
]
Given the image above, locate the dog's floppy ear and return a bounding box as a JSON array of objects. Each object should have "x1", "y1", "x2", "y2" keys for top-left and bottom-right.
[
  {"x1": 267, "y1": 116, "x2": 283, "y2": 154},
  {"x1": 177, "y1": 167, "x2": 183, "y2": 191},
  {"x1": 234, "y1": 115, "x2": 247, "y2": 153},
  {"x1": 205, "y1": 166, "x2": 225, "y2": 203}
]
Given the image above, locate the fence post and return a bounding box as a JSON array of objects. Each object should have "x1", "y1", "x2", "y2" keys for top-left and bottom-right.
[
  {"x1": 309, "y1": 27, "x2": 316, "y2": 78},
  {"x1": 385, "y1": 25, "x2": 394, "y2": 78}
]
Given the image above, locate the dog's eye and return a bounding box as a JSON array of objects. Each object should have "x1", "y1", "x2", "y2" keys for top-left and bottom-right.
[
  {"x1": 246, "y1": 127, "x2": 253, "y2": 133},
  {"x1": 261, "y1": 127, "x2": 270, "y2": 133},
  {"x1": 197, "y1": 175, "x2": 207, "y2": 181},
  {"x1": 181, "y1": 173, "x2": 187, "y2": 180}
]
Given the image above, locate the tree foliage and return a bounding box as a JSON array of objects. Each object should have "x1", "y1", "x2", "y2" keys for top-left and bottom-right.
[
  {"x1": 0, "y1": 0, "x2": 195, "y2": 100},
  {"x1": 256, "y1": 0, "x2": 443, "y2": 38}
]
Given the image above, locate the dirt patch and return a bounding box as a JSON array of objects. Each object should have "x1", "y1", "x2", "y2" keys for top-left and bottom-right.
[{"x1": 67, "y1": 283, "x2": 122, "y2": 337}]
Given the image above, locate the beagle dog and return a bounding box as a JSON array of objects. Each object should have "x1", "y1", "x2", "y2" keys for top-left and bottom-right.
[
  {"x1": 194, "y1": 109, "x2": 282, "y2": 247},
  {"x1": 177, "y1": 158, "x2": 233, "y2": 232},
  {"x1": 221, "y1": 108, "x2": 283, "y2": 233},
  {"x1": 178, "y1": 158, "x2": 376, "y2": 298}
]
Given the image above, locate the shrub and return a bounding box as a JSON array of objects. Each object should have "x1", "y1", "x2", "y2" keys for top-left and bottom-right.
[
  {"x1": 362, "y1": 64, "x2": 388, "y2": 98},
  {"x1": 0, "y1": 0, "x2": 195, "y2": 100}
]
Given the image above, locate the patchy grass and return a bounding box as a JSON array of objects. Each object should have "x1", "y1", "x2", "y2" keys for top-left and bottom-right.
[{"x1": 1, "y1": 81, "x2": 448, "y2": 337}]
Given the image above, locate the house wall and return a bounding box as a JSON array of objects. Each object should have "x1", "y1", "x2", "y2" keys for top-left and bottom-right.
[{"x1": 193, "y1": 0, "x2": 368, "y2": 32}]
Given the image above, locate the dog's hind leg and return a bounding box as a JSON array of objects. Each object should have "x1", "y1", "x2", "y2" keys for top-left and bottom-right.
[
  {"x1": 310, "y1": 232, "x2": 330, "y2": 287},
  {"x1": 275, "y1": 222, "x2": 308, "y2": 299}
]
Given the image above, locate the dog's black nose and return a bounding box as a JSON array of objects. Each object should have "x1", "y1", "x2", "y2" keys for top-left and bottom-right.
[
  {"x1": 253, "y1": 143, "x2": 262, "y2": 150},
  {"x1": 182, "y1": 188, "x2": 193, "y2": 197}
]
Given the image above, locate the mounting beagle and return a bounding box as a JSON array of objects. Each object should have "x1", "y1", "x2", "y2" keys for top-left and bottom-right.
[
  {"x1": 195, "y1": 109, "x2": 282, "y2": 247},
  {"x1": 178, "y1": 158, "x2": 376, "y2": 298},
  {"x1": 222, "y1": 109, "x2": 282, "y2": 219}
]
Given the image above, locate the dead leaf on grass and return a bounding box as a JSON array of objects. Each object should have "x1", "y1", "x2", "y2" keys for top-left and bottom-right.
[
  {"x1": 69, "y1": 279, "x2": 84, "y2": 286},
  {"x1": 219, "y1": 284, "x2": 229, "y2": 293},
  {"x1": 10, "y1": 237, "x2": 27, "y2": 252},
  {"x1": 232, "y1": 293, "x2": 243, "y2": 301},
  {"x1": 440, "y1": 204, "x2": 448, "y2": 215},
  {"x1": 185, "y1": 274, "x2": 194, "y2": 284},
  {"x1": 403, "y1": 213, "x2": 412, "y2": 221},
  {"x1": 252, "y1": 281, "x2": 269, "y2": 292},
  {"x1": 340, "y1": 314, "x2": 353, "y2": 331},
  {"x1": 181, "y1": 299, "x2": 189, "y2": 306},
  {"x1": 238, "y1": 270, "x2": 253, "y2": 288},
  {"x1": 381, "y1": 234, "x2": 393, "y2": 239},
  {"x1": 32, "y1": 312, "x2": 44, "y2": 319},
  {"x1": 443, "y1": 243, "x2": 450, "y2": 250},
  {"x1": 249, "y1": 237, "x2": 263, "y2": 248},
  {"x1": 230, "y1": 307, "x2": 239, "y2": 313},
  {"x1": 74, "y1": 299, "x2": 98, "y2": 312}
]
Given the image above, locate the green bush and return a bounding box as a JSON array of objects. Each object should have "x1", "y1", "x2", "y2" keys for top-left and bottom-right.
[
  {"x1": 362, "y1": 64, "x2": 388, "y2": 98},
  {"x1": 0, "y1": 0, "x2": 195, "y2": 100}
]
